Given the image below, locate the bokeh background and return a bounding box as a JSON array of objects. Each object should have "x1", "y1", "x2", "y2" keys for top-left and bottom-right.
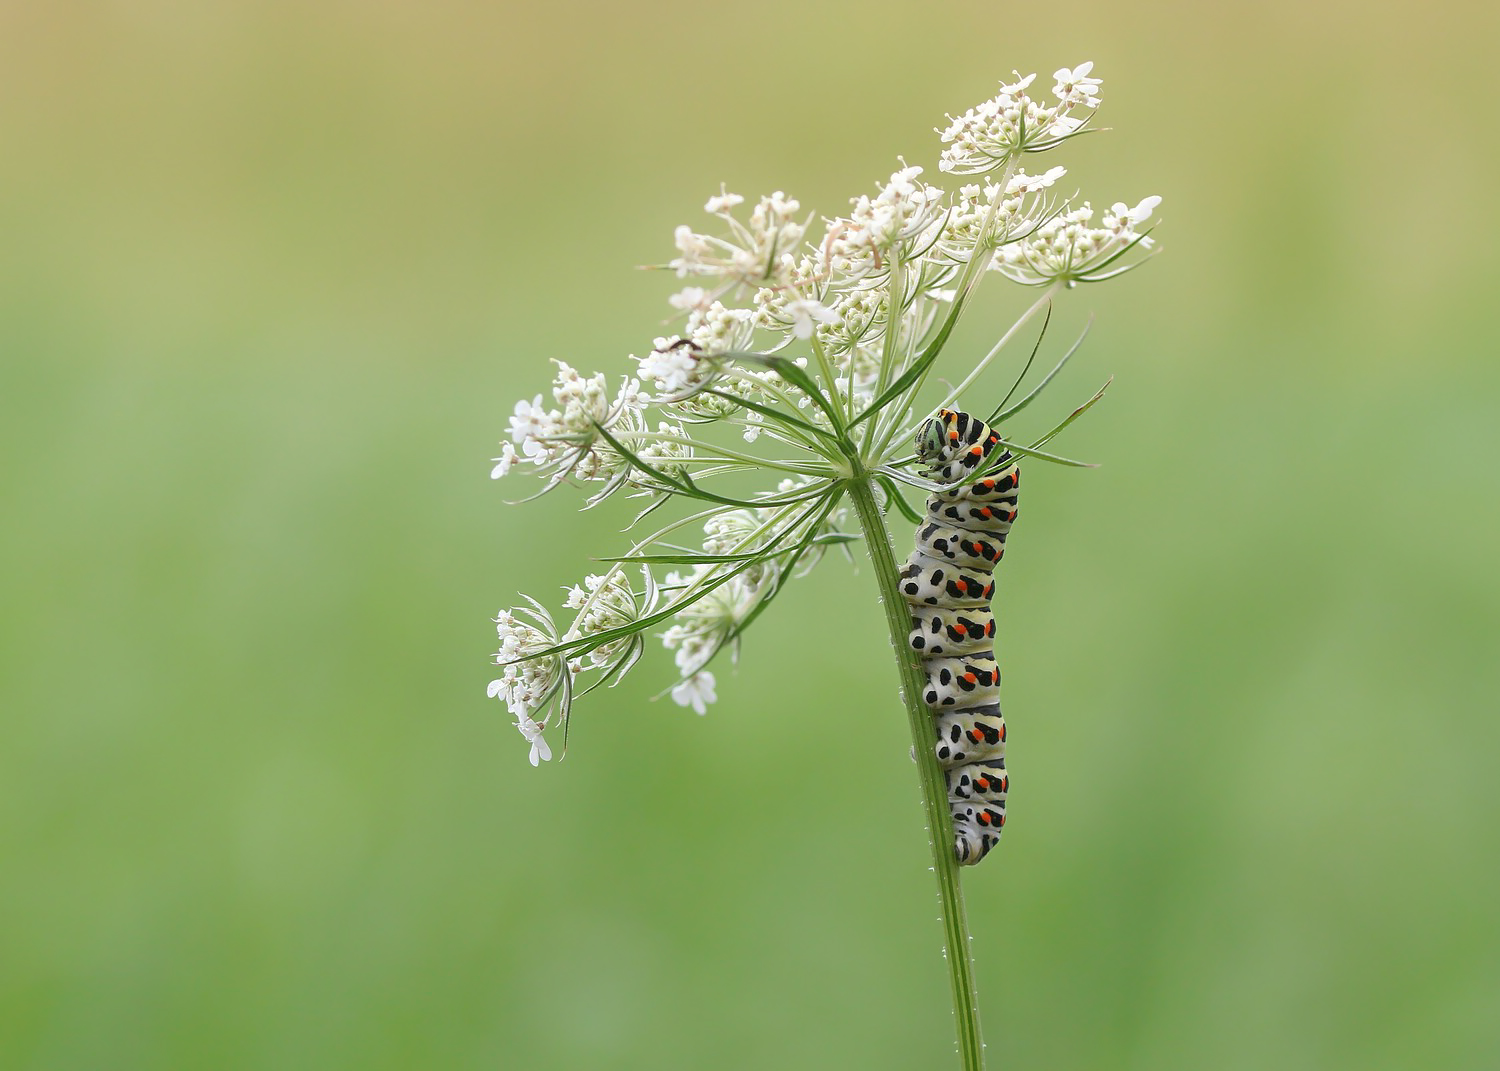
[{"x1": 3, "y1": 2, "x2": 1498, "y2": 1068}]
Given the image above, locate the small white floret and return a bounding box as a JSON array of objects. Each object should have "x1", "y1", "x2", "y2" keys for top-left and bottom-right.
[
  {"x1": 509, "y1": 394, "x2": 549, "y2": 455},
  {"x1": 704, "y1": 190, "x2": 745, "y2": 214},
  {"x1": 637, "y1": 344, "x2": 702, "y2": 393},
  {"x1": 671, "y1": 671, "x2": 718, "y2": 715},
  {"x1": 998, "y1": 72, "x2": 1037, "y2": 95},
  {"x1": 1052, "y1": 62, "x2": 1102, "y2": 106},
  {"x1": 1007, "y1": 166, "x2": 1067, "y2": 194},
  {"x1": 668, "y1": 287, "x2": 710, "y2": 312},
  {"x1": 490, "y1": 442, "x2": 520, "y2": 479},
  {"x1": 784, "y1": 298, "x2": 839, "y2": 340},
  {"x1": 514, "y1": 714, "x2": 553, "y2": 766},
  {"x1": 1125, "y1": 195, "x2": 1162, "y2": 223}
]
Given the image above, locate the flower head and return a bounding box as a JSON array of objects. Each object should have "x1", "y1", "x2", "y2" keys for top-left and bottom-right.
[
  {"x1": 938, "y1": 62, "x2": 1102, "y2": 175},
  {"x1": 993, "y1": 194, "x2": 1162, "y2": 287},
  {"x1": 486, "y1": 62, "x2": 1161, "y2": 765},
  {"x1": 488, "y1": 607, "x2": 570, "y2": 719}
]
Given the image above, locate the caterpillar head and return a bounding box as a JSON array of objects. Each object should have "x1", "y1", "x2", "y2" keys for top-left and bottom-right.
[{"x1": 914, "y1": 409, "x2": 956, "y2": 474}]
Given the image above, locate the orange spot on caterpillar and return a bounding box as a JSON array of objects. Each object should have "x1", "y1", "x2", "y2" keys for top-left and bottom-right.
[
  {"x1": 969, "y1": 445, "x2": 983, "y2": 456},
  {"x1": 963, "y1": 672, "x2": 977, "y2": 684}
]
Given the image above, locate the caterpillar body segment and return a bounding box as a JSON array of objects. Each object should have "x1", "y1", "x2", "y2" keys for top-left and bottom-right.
[
  {"x1": 906, "y1": 605, "x2": 996, "y2": 658},
  {"x1": 897, "y1": 558, "x2": 994, "y2": 608},
  {"x1": 945, "y1": 759, "x2": 1008, "y2": 803},
  {"x1": 903, "y1": 408, "x2": 1020, "y2": 867},
  {"x1": 920, "y1": 654, "x2": 1001, "y2": 708},
  {"x1": 932, "y1": 707, "x2": 1007, "y2": 766},
  {"x1": 911, "y1": 521, "x2": 1008, "y2": 570}
]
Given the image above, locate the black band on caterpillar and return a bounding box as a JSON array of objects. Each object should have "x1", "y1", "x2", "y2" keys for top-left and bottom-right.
[{"x1": 903, "y1": 408, "x2": 1019, "y2": 866}]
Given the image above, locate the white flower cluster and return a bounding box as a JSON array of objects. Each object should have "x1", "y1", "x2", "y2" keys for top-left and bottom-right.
[
  {"x1": 635, "y1": 339, "x2": 715, "y2": 396},
  {"x1": 937, "y1": 64, "x2": 1102, "y2": 175},
  {"x1": 488, "y1": 607, "x2": 573, "y2": 765},
  {"x1": 824, "y1": 165, "x2": 948, "y2": 284},
  {"x1": 486, "y1": 61, "x2": 1161, "y2": 765},
  {"x1": 492, "y1": 360, "x2": 692, "y2": 501},
  {"x1": 671, "y1": 190, "x2": 807, "y2": 290},
  {"x1": 662, "y1": 485, "x2": 845, "y2": 676},
  {"x1": 489, "y1": 565, "x2": 661, "y2": 762},
  {"x1": 660, "y1": 571, "x2": 760, "y2": 679},
  {"x1": 565, "y1": 570, "x2": 645, "y2": 668},
  {"x1": 994, "y1": 195, "x2": 1163, "y2": 287}
]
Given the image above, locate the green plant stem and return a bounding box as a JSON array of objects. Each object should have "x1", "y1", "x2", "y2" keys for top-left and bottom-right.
[{"x1": 845, "y1": 472, "x2": 986, "y2": 1071}]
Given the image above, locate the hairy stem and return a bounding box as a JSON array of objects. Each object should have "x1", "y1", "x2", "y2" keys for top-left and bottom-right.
[{"x1": 845, "y1": 473, "x2": 986, "y2": 1071}]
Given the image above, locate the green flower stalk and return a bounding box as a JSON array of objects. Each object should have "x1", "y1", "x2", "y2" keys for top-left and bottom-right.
[{"x1": 487, "y1": 61, "x2": 1161, "y2": 1070}]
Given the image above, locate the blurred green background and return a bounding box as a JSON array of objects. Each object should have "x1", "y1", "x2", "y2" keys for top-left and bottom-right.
[{"x1": 3, "y1": 2, "x2": 1498, "y2": 1068}]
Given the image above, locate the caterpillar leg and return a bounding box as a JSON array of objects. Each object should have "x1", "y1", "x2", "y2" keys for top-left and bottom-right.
[
  {"x1": 953, "y1": 801, "x2": 1005, "y2": 866},
  {"x1": 949, "y1": 760, "x2": 1007, "y2": 865}
]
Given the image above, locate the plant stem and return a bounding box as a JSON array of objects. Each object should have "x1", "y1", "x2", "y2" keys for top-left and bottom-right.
[{"x1": 845, "y1": 472, "x2": 986, "y2": 1071}]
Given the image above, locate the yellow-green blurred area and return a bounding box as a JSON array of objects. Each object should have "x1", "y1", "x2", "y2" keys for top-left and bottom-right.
[{"x1": 3, "y1": 1, "x2": 1499, "y2": 1067}]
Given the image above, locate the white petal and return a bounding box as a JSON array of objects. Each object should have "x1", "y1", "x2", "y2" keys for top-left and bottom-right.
[{"x1": 1131, "y1": 195, "x2": 1163, "y2": 222}]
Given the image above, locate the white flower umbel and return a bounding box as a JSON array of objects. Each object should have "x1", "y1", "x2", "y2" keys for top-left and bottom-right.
[
  {"x1": 937, "y1": 67, "x2": 1102, "y2": 176},
  {"x1": 670, "y1": 191, "x2": 807, "y2": 291},
  {"x1": 485, "y1": 61, "x2": 1162, "y2": 1071},
  {"x1": 994, "y1": 194, "x2": 1162, "y2": 287}
]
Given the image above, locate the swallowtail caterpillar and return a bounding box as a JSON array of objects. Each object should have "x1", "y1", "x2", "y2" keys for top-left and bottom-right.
[{"x1": 899, "y1": 409, "x2": 1018, "y2": 866}]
